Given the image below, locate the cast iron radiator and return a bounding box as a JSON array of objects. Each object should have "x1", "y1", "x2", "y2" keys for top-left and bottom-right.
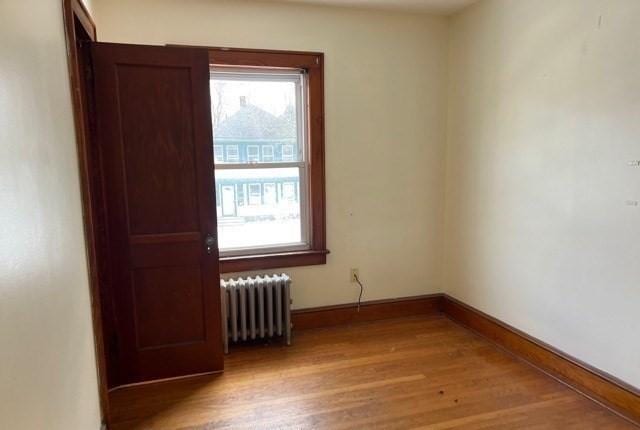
[{"x1": 220, "y1": 274, "x2": 292, "y2": 353}]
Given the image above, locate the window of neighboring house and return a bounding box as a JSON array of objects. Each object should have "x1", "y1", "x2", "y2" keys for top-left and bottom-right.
[
  {"x1": 210, "y1": 48, "x2": 327, "y2": 272},
  {"x1": 214, "y1": 145, "x2": 224, "y2": 163},
  {"x1": 262, "y1": 145, "x2": 274, "y2": 162},
  {"x1": 247, "y1": 145, "x2": 260, "y2": 162},
  {"x1": 282, "y1": 144, "x2": 294, "y2": 161},
  {"x1": 226, "y1": 145, "x2": 239, "y2": 162}
]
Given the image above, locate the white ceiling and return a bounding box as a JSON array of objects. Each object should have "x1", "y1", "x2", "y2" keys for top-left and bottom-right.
[{"x1": 269, "y1": 0, "x2": 479, "y2": 15}]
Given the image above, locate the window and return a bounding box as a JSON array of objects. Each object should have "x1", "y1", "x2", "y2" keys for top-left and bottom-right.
[
  {"x1": 262, "y1": 145, "x2": 274, "y2": 162},
  {"x1": 212, "y1": 69, "x2": 307, "y2": 251},
  {"x1": 210, "y1": 48, "x2": 327, "y2": 272},
  {"x1": 226, "y1": 145, "x2": 239, "y2": 162},
  {"x1": 214, "y1": 145, "x2": 224, "y2": 162},
  {"x1": 247, "y1": 145, "x2": 260, "y2": 162},
  {"x1": 282, "y1": 144, "x2": 294, "y2": 161}
]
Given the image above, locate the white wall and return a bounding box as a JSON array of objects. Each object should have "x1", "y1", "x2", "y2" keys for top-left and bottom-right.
[
  {"x1": 0, "y1": 0, "x2": 102, "y2": 429},
  {"x1": 446, "y1": 0, "x2": 640, "y2": 387},
  {"x1": 94, "y1": 0, "x2": 449, "y2": 309}
]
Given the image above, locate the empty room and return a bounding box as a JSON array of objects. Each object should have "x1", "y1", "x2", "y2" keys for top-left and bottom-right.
[{"x1": 2, "y1": 0, "x2": 640, "y2": 428}]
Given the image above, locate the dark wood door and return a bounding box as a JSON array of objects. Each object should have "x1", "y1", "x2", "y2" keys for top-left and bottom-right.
[{"x1": 91, "y1": 43, "x2": 223, "y2": 384}]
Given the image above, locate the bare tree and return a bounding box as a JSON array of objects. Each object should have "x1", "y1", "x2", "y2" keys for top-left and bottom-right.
[{"x1": 212, "y1": 82, "x2": 227, "y2": 130}]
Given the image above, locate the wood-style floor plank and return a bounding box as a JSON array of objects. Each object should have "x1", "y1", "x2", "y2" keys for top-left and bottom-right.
[{"x1": 109, "y1": 315, "x2": 636, "y2": 429}]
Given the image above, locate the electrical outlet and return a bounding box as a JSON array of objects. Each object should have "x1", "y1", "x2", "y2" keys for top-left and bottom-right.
[{"x1": 350, "y1": 268, "x2": 360, "y2": 283}]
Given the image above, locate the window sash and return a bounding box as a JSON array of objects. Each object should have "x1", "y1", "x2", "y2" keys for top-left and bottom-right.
[
  {"x1": 211, "y1": 69, "x2": 306, "y2": 164},
  {"x1": 214, "y1": 163, "x2": 310, "y2": 257}
]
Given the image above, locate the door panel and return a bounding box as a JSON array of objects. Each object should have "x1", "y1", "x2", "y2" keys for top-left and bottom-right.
[
  {"x1": 92, "y1": 43, "x2": 223, "y2": 384},
  {"x1": 133, "y1": 265, "x2": 205, "y2": 349},
  {"x1": 117, "y1": 65, "x2": 200, "y2": 235}
]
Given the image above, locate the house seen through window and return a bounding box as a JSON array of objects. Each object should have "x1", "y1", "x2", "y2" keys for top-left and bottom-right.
[{"x1": 211, "y1": 69, "x2": 309, "y2": 255}]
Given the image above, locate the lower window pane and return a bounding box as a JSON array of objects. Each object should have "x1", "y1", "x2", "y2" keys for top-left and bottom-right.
[{"x1": 215, "y1": 167, "x2": 303, "y2": 251}]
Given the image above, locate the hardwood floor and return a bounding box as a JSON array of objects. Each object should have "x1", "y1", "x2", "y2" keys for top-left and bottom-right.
[{"x1": 109, "y1": 315, "x2": 636, "y2": 429}]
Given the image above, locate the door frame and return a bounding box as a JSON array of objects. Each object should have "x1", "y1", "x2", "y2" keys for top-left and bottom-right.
[{"x1": 62, "y1": 0, "x2": 111, "y2": 426}]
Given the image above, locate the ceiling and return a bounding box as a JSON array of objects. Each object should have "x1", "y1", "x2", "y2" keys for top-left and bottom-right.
[{"x1": 269, "y1": 0, "x2": 479, "y2": 14}]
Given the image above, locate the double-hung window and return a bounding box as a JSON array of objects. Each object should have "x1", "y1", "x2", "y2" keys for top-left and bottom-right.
[
  {"x1": 246, "y1": 145, "x2": 260, "y2": 162},
  {"x1": 282, "y1": 144, "x2": 295, "y2": 161},
  {"x1": 262, "y1": 145, "x2": 274, "y2": 162},
  {"x1": 209, "y1": 48, "x2": 327, "y2": 272},
  {"x1": 226, "y1": 145, "x2": 239, "y2": 162}
]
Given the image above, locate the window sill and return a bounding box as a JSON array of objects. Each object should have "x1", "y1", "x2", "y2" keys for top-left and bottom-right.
[{"x1": 220, "y1": 249, "x2": 329, "y2": 274}]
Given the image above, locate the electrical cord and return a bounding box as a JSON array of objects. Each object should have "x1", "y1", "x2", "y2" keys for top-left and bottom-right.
[{"x1": 354, "y1": 273, "x2": 365, "y2": 312}]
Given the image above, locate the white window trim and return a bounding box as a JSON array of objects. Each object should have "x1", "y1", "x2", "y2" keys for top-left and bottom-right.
[{"x1": 211, "y1": 68, "x2": 310, "y2": 257}]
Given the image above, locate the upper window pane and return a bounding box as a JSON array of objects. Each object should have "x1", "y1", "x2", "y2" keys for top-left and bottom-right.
[{"x1": 211, "y1": 71, "x2": 303, "y2": 164}]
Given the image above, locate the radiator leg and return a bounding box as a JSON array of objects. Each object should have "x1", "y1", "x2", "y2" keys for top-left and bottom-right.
[
  {"x1": 286, "y1": 324, "x2": 292, "y2": 346},
  {"x1": 221, "y1": 286, "x2": 228, "y2": 354},
  {"x1": 284, "y1": 278, "x2": 292, "y2": 346}
]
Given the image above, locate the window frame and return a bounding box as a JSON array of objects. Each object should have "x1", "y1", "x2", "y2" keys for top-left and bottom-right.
[
  {"x1": 209, "y1": 47, "x2": 328, "y2": 273},
  {"x1": 211, "y1": 69, "x2": 311, "y2": 257}
]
